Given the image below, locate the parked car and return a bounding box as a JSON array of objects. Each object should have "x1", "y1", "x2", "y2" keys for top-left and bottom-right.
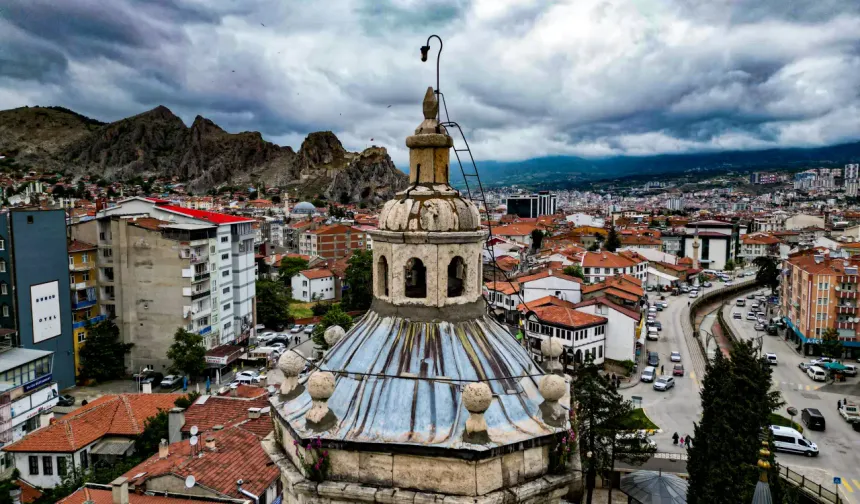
[
  {"x1": 765, "y1": 353, "x2": 778, "y2": 365},
  {"x1": 303, "y1": 324, "x2": 315, "y2": 334},
  {"x1": 725, "y1": 281, "x2": 733, "y2": 286},
  {"x1": 689, "y1": 291, "x2": 699, "y2": 298},
  {"x1": 656, "y1": 304, "x2": 664, "y2": 311},
  {"x1": 754, "y1": 322, "x2": 766, "y2": 331},
  {"x1": 747, "y1": 294, "x2": 756, "y2": 299},
  {"x1": 640, "y1": 366, "x2": 656, "y2": 383},
  {"x1": 703, "y1": 281, "x2": 712, "y2": 287},
  {"x1": 733, "y1": 312, "x2": 742, "y2": 319},
  {"x1": 290, "y1": 324, "x2": 304, "y2": 334},
  {"x1": 236, "y1": 370, "x2": 262, "y2": 383},
  {"x1": 647, "y1": 351, "x2": 659, "y2": 367},
  {"x1": 843, "y1": 364, "x2": 858, "y2": 377},
  {"x1": 161, "y1": 375, "x2": 184, "y2": 388},
  {"x1": 653, "y1": 376, "x2": 675, "y2": 391},
  {"x1": 141, "y1": 372, "x2": 164, "y2": 386},
  {"x1": 654, "y1": 321, "x2": 662, "y2": 331},
  {"x1": 810, "y1": 357, "x2": 833, "y2": 366},
  {"x1": 659, "y1": 301, "x2": 668, "y2": 308},
  {"x1": 798, "y1": 362, "x2": 811, "y2": 371},
  {"x1": 57, "y1": 394, "x2": 76, "y2": 407},
  {"x1": 670, "y1": 351, "x2": 681, "y2": 362},
  {"x1": 672, "y1": 364, "x2": 685, "y2": 376},
  {"x1": 769, "y1": 425, "x2": 818, "y2": 456}
]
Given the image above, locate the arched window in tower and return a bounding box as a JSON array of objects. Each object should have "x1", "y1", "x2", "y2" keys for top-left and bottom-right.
[
  {"x1": 404, "y1": 258, "x2": 426, "y2": 298},
  {"x1": 447, "y1": 256, "x2": 466, "y2": 297},
  {"x1": 378, "y1": 256, "x2": 389, "y2": 297}
]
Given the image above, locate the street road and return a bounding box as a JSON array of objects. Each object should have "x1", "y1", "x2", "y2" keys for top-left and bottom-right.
[{"x1": 723, "y1": 300, "x2": 860, "y2": 503}]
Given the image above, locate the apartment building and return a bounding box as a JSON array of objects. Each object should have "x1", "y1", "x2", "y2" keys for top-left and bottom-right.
[
  {"x1": 67, "y1": 240, "x2": 102, "y2": 374},
  {"x1": 0, "y1": 210, "x2": 75, "y2": 391},
  {"x1": 739, "y1": 232, "x2": 781, "y2": 262},
  {"x1": 580, "y1": 251, "x2": 648, "y2": 284},
  {"x1": 506, "y1": 191, "x2": 558, "y2": 218},
  {"x1": 298, "y1": 223, "x2": 365, "y2": 260},
  {"x1": 781, "y1": 251, "x2": 860, "y2": 359}
]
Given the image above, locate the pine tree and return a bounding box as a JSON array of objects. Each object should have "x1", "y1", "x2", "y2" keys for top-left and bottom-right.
[{"x1": 605, "y1": 226, "x2": 620, "y2": 252}]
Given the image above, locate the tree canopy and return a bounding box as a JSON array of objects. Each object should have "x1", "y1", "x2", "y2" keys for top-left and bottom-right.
[
  {"x1": 279, "y1": 256, "x2": 309, "y2": 286},
  {"x1": 724, "y1": 258, "x2": 735, "y2": 271},
  {"x1": 530, "y1": 229, "x2": 545, "y2": 250},
  {"x1": 820, "y1": 327, "x2": 843, "y2": 360},
  {"x1": 563, "y1": 264, "x2": 585, "y2": 280},
  {"x1": 341, "y1": 249, "x2": 373, "y2": 310},
  {"x1": 604, "y1": 226, "x2": 620, "y2": 252},
  {"x1": 687, "y1": 340, "x2": 783, "y2": 504},
  {"x1": 166, "y1": 328, "x2": 206, "y2": 378},
  {"x1": 311, "y1": 304, "x2": 355, "y2": 350},
  {"x1": 753, "y1": 256, "x2": 780, "y2": 294},
  {"x1": 78, "y1": 319, "x2": 134, "y2": 382},
  {"x1": 255, "y1": 279, "x2": 294, "y2": 330}
]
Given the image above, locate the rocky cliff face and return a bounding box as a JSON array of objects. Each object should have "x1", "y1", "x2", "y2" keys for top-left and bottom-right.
[{"x1": 0, "y1": 105, "x2": 407, "y2": 203}]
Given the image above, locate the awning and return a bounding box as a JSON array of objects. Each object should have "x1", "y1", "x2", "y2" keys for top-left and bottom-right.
[
  {"x1": 90, "y1": 438, "x2": 135, "y2": 456},
  {"x1": 620, "y1": 470, "x2": 688, "y2": 504},
  {"x1": 205, "y1": 344, "x2": 243, "y2": 367},
  {"x1": 647, "y1": 268, "x2": 679, "y2": 282},
  {"x1": 822, "y1": 362, "x2": 848, "y2": 371}
]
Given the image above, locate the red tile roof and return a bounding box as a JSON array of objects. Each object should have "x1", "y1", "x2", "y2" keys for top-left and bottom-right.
[
  {"x1": 581, "y1": 251, "x2": 636, "y2": 268},
  {"x1": 528, "y1": 306, "x2": 607, "y2": 328},
  {"x1": 15, "y1": 480, "x2": 42, "y2": 503},
  {"x1": 485, "y1": 281, "x2": 520, "y2": 296},
  {"x1": 3, "y1": 394, "x2": 181, "y2": 452},
  {"x1": 308, "y1": 223, "x2": 361, "y2": 235},
  {"x1": 181, "y1": 395, "x2": 271, "y2": 434},
  {"x1": 742, "y1": 232, "x2": 781, "y2": 245},
  {"x1": 124, "y1": 425, "x2": 279, "y2": 499},
  {"x1": 574, "y1": 297, "x2": 641, "y2": 321},
  {"x1": 300, "y1": 268, "x2": 334, "y2": 280},
  {"x1": 67, "y1": 240, "x2": 96, "y2": 252},
  {"x1": 157, "y1": 204, "x2": 253, "y2": 224},
  {"x1": 493, "y1": 223, "x2": 539, "y2": 237},
  {"x1": 494, "y1": 256, "x2": 520, "y2": 272},
  {"x1": 59, "y1": 487, "x2": 227, "y2": 504},
  {"x1": 517, "y1": 295, "x2": 578, "y2": 312},
  {"x1": 516, "y1": 268, "x2": 583, "y2": 285}
]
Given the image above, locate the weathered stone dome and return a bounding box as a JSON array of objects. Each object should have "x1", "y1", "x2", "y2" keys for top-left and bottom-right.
[{"x1": 378, "y1": 186, "x2": 481, "y2": 232}]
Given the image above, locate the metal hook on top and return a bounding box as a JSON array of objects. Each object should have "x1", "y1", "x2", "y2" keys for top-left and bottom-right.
[{"x1": 420, "y1": 34, "x2": 443, "y2": 123}]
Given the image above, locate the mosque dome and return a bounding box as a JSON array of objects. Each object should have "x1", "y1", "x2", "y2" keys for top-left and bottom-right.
[{"x1": 292, "y1": 201, "x2": 316, "y2": 214}]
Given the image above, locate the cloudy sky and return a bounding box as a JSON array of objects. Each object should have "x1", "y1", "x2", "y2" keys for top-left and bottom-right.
[{"x1": 1, "y1": 0, "x2": 859, "y2": 167}]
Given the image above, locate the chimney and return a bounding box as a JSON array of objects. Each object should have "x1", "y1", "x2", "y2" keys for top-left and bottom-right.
[
  {"x1": 158, "y1": 438, "x2": 169, "y2": 459},
  {"x1": 111, "y1": 476, "x2": 130, "y2": 504},
  {"x1": 205, "y1": 436, "x2": 216, "y2": 451},
  {"x1": 168, "y1": 407, "x2": 185, "y2": 444},
  {"x1": 248, "y1": 407, "x2": 262, "y2": 419}
]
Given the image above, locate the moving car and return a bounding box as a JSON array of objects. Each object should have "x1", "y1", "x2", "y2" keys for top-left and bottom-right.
[
  {"x1": 746, "y1": 294, "x2": 756, "y2": 299},
  {"x1": 647, "y1": 351, "x2": 659, "y2": 367},
  {"x1": 736, "y1": 298, "x2": 746, "y2": 307},
  {"x1": 161, "y1": 375, "x2": 184, "y2": 388},
  {"x1": 703, "y1": 281, "x2": 712, "y2": 287},
  {"x1": 672, "y1": 364, "x2": 685, "y2": 376},
  {"x1": 689, "y1": 291, "x2": 699, "y2": 298},
  {"x1": 765, "y1": 353, "x2": 778, "y2": 365},
  {"x1": 57, "y1": 394, "x2": 76, "y2": 407},
  {"x1": 733, "y1": 312, "x2": 742, "y2": 320},
  {"x1": 653, "y1": 376, "x2": 675, "y2": 391},
  {"x1": 801, "y1": 408, "x2": 826, "y2": 431},
  {"x1": 670, "y1": 351, "x2": 681, "y2": 362},
  {"x1": 769, "y1": 425, "x2": 818, "y2": 457},
  {"x1": 640, "y1": 366, "x2": 656, "y2": 383},
  {"x1": 754, "y1": 322, "x2": 766, "y2": 331},
  {"x1": 746, "y1": 312, "x2": 758, "y2": 321}
]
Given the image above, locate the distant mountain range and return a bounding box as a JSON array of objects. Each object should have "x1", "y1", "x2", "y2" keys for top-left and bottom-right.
[{"x1": 453, "y1": 141, "x2": 860, "y2": 189}]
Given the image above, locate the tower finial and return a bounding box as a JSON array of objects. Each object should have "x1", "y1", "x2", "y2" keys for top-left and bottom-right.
[{"x1": 423, "y1": 87, "x2": 438, "y2": 120}]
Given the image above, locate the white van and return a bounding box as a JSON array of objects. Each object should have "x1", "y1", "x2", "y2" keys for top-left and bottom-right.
[
  {"x1": 647, "y1": 327, "x2": 659, "y2": 341},
  {"x1": 640, "y1": 366, "x2": 656, "y2": 383},
  {"x1": 736, "y1": 299, "x2": 746, "y2": 307},
  {"x1": 769, "y1": 425, "x2": 819, "y2": 456},
  {"x1": 807, "y1": 366, "x2": 827, "y2": 382},
  {"x1": 648, "y1": 306, "x2": 657, "y2": 315}
]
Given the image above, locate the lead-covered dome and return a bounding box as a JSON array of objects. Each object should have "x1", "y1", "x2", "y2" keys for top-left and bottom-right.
[{"x1": 378, "y1": 186, "x2": 481, "y2": 232}]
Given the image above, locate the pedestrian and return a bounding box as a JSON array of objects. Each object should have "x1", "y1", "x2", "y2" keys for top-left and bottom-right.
[
  {"x1": 660, "y1": 365, "x2": 664, "y2": 375},
  {"x1": 679, "y1": 436, "x2": 685, "y2": 448},
  {"x1": 838, "y1": 399, "x2": 843, "y2": 409},
  {"x1": 672, "y1": 432, "x2": 679, "y2": 445},
  {"x1": 686, "y1": 436, "x2": 693, "y2": 450}
]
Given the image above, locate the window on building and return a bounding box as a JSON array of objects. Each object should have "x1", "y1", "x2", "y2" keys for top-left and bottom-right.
[
  {"x1": 0, "y1": 259, "x2": 5, "y2": 273},
  {"x1": 223, "y1": 287, "x2": 230, "y2": 294},
  {"x1": 447, "y1": 256, "x2": 466, "y2": 297},
  {"x1": 223, "y1": 303, "x2": 231, "y2": 311},
  {"x1": 70, "y1": 274, "x2": 75, "y2": 285},
  {"x1": 222, "y1": 270, "x2": 229, "y2": 277},
  {"x1": 377, "y1": 256, "x2": 389, "y2": 297},
  {"x1": 404, "y1": 258, "x2": 427, "y2": 298},
  {"x1": 0, "y1": 283, "x2": 6, "y2": 296},
  {"x1": 81, "y1": 253, "x2": 88, "y2": 263},
  {"x1": 26, "y1": 215, "x2": 33, "y2": 224},
  {"x1": 29, "y1": 456, "x2": 38, "y2": 475},
  {"x1": 43, "y1": 456, "x2": 53, "y2": 475},
  {"x1": 817, "y1": 298, "x2": 826, "y2": 305},
  {"x1": 57, "y1": 456, "x2": 67, "y2": 477},
  {"x1": 82, "y1": 272, "x2": 89, "y2": 282},
  {"x1": 69, "y1": 256, "x2": 74, "y2": 267},
  {"x1": 2, "y1": 305, "x2": 9, "y2": 318},
  {"x1": 80, "y1": 450, "x2": 88, "y2": 470},
  {"x1": 221, "y1": 236, "x2": 229, "y2": 243},
  {"x1": 78, "y1": 332, "x2": 86, "y2": 343},
  {"x1": 0, "y1": 238, "x2": 4, "y2": 250},
  {"x1": 222, "y1": 253, "x2": 229, "y2": 260}
]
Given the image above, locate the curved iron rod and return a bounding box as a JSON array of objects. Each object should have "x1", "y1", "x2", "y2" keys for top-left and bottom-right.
[{"x1": 422, "y1": 34, "x2": 443, "y2": 122}]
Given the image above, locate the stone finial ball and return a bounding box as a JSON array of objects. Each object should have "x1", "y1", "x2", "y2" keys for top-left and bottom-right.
[
  {"x1": 539, "y1": 374, "x2": 566, "y2": 402},
  {"x1": 277, "y1": 351, "x2": 306, "y2": 377},
  {"x1": 324, "y1": 325, "x2": 346, "y2": 347},
  {"x1": 308, "y1": 371, "x2": 336, "y2": 401},
  {"x1": 540, "y1": 337, "x2": 563, "y2": 358},
  {"x1": 463, "y1": 382, "x2": 493, "y2": 413}
]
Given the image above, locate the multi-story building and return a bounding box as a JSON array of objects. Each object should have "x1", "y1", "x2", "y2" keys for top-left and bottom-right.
[
  {"x1": 681, "y1": 220, "x2": 746, "y2": 271},
  {"x1": 739, "y1": 232, "x2": 781, "y2": 262},
  {"x1": 67, "y1": 240, "x2": 101, "y2": 374},
  {"x1": 0, "y1": 210, "x2": 75, "y2": 391},
  {"x1": 290, "y1": 269, "x2": 337, "y2": 302},
  {"x1": 781, "y1": 251, "x2": 860, "y2": 359},
  {"x1": 523, "y1": 303, "x2": 607, "y2": 365},
  {"x1": 506, "y1": 191, "x2": 557, "y2": 218},
  {"x1": 1, "y1": 347, "x2": 60, "y2": 470},
  {"x1": 260, "y1": 218, "x2": 284, "y2": 248},
  {"x1": 298, "y1": 223, "x2": 366, "y2": 260},
  {"x1": 580, "y1": 251, "x2": 648, "y2": 284}
]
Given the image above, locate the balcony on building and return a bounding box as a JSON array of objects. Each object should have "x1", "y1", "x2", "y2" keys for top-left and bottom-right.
[
  {"x1": 837, "y1": 321, "x2": 856, "y2": 330},
  {"x1": 837, "y1": 288, "x2": 858, "y2": 299},
  {"x1": 72, "y1": 279, "x2": 96, "y2": 291},
  {"x1": 101, "y1": 286, "x2": 116, "y2": 302},
  {"x1": 72, "y1": 314, "x2": 107, "y2": 329}
]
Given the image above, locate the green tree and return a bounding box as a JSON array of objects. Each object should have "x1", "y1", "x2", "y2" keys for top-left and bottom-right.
[
  {"x1": 530, "y1": 229, "x2": 545, "y2": 250},
  {"x1": 604, "y1": 226, "x2": 621, "y2": 252},
  {"x1": 587, "y1": 241, "x2": 600, "y2": 252},
  {"x1": 311, "y1": 305, "x2": 355, "y2": 350},
  {"x1": 134, "y1": 409, "x2": 169, "y2": 456},
  {"x1": 687, "y1": 341, "x2": 783, "y2": 504},
  {"x1": 820, "y1": 327, "x2": 843, "y2": 360},
  {"x1": 753, "y1": 256, "x2": 780, "y2": 294},
  {"x1": 52, "y1": 184, "x2": 66, "y2": 198},
  {"x1": 279, "y1": 256, "x2": 309, "y2": 286},
  {"x1": 341, "y1": 249, "x2": 373, "y2": 310},
  {"x1": 574, "y1": 360, "x2": 655, "y2": 504},
  {"x1": 166, "y1": 328, "x2": 206, "y2": 378},
  {"x1": 256, "y1": 279, "x2": 294, "y2": 330},
  {"x1": 78, "y1": 319, "x2": 134, "y2": 382},
  {"x1": 563, "y1": 264, "x2": 585, "y2": 280},
  {"x1": 271, "y1": 194, "x2": 282, "y2": 204},
  {"x1": 724, "y1": 258, "x2": 735, "y2": 272}
]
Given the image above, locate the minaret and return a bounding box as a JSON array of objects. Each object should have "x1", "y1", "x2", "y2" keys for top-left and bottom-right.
[{"x1": 692, "y1": 227, "x2": 701, "y2": 270}]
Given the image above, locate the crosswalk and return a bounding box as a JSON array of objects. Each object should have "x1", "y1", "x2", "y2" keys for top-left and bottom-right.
[
  {"x1": 775, "y1": 381, "x2": 823, "y2": 392},
  {"x1": 840, "y1": 477, "x2": 860, "y2": 498}
]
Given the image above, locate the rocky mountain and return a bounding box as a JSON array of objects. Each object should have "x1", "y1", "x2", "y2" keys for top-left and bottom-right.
[{"x1": 0, "y1": 105, "x2": 407, "y2": 202}]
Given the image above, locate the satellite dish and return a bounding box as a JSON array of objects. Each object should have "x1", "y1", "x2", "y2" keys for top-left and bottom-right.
[
  {"x1": 190, "y1": 425, "x2": 199, "y2": 436},
  {"x1": 190, "y1": 435, "x2": 198, "y2": 446},
  {"x1": 185, "y1": 475, "x2": 196, "y2": 488}
]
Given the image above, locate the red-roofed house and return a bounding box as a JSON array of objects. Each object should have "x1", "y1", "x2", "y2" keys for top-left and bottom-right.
[
  {"x1": 122, "y1": 424, "x2": 280, "y2": 503},
  {"x1": 740, "y1": 232, "x2": 781, "y2": 260},
  {"x1": 484, "y1": 281, "x2": 520, "y2": 323},
  {"x1": 581, "y1": 274, "x2": 645, "y2": 306},
  {"x1": 523, "y1": 305, "x2": 608, "y2": 365},
  {"x1": 580, "y1": 251, "x2": 648, "y2": 284},
  {"x1": 291, "y1": 269, "x2": 337, "y2": 302},
  {"x1": 59, "y1": 484, "x2": 241, "y2": 504},
  {"x1": 3, "y1": 394, "x2": 181, "y2": 489},
  {"x1": 516, "y1": 268, "x2": 583, "y2": 305}
]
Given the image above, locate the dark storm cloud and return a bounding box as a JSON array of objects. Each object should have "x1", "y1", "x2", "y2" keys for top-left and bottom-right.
[{"x1": 0, "y1": 0, "x2": 858, "y2": 163}]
